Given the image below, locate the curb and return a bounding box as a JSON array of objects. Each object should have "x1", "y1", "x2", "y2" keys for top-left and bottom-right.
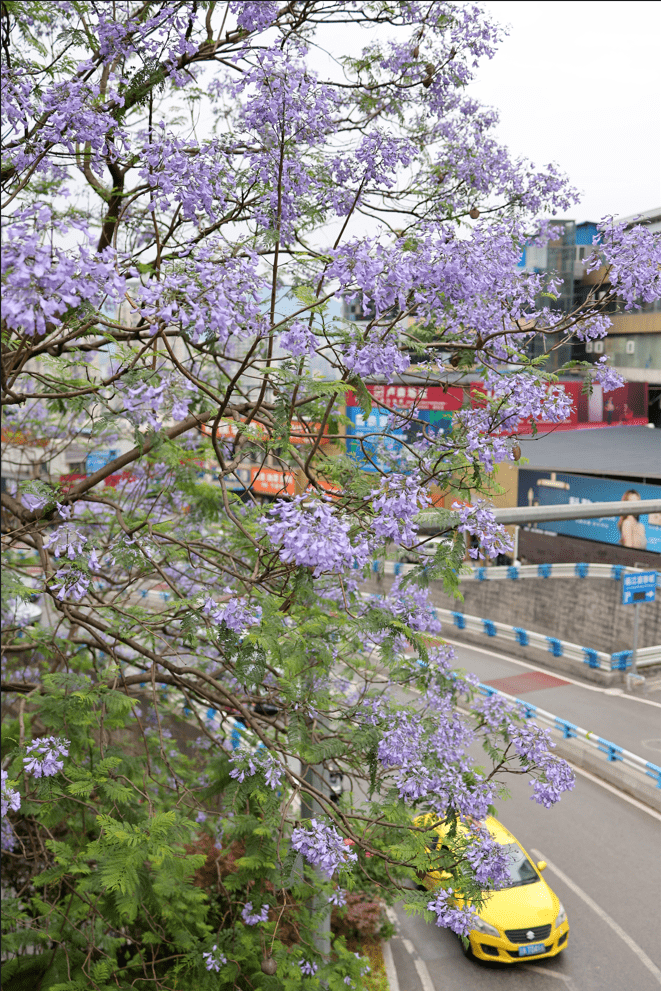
[{"x1": 381, "y1": 940, "x2": 399, "y2": 991}]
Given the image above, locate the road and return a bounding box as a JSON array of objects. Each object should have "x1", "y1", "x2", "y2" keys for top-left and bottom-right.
[
  {"x1": 443, "y1": 638, "x2": 661, "y2": 763},
  {"x1": 384, "y1": 640, "x2": 661, "y2": 991}
]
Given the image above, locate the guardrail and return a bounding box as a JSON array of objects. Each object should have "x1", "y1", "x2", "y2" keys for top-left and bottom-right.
[
  {"x1": 431, "y1": 606, "x2": 661, "y2": 672},
  {"x1": 368, "y1": 560, "x2": 661, "y2": 584},
  {"x1": 475, "y1": 681, "x2": 661, "y2": 790}
]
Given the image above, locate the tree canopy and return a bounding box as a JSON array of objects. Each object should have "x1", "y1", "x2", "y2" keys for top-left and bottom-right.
[{"x1": 2, "y1": 2, "x2": 659, "y2": 989}]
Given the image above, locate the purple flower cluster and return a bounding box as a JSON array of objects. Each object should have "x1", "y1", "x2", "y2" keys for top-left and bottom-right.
[
  {"x1": 202, "y1": 594, "x2": 261, "y2": 633},
  {"x1": 52, "y1": 567, "x2": 91, "y2": 603},
  {"x1": 426, "y1": 888, "x2": 478, "y2": 936},
  {"x1": 23, "y1": 736, "x2": 70, "y2": 778},
  {"x1": 370, "y1": 474, "x2": 430, "y2": 545},
  {"x1": 241, "y1": 901, "x2": 270, "y2": 925},
  {"x1": 596, "y1": 218, "x2": 661, "y2": 309},
  {"x1": 21, "y1": 492, "x2": 49, "y2": 512},
  {"x1": 231, "y1": 1, "x2": 280, "y2": 34},
  {"x1": 264, "y1": 497, "x2": 369, "y2": 577},
  {"x1": 43, "y1": 525, "x2": 87, "y2": 559},
  {"x1": 228, "y1": 750, "x2": 283, "y2": 790},
  {"x1": 452, "y1": 501, "x2": 511, "y2": 560},
  {"x1": 592, "y1": 356, "x2": 625, "y2": 394},
  {"x1": 203, "y1": 945, "x2": 227, "y2": 972},
  {"x1": 290, "y1": 819, "x2": 357, "y2": 879},
  {"x1": 341, "y1": 339, "x2": 410, "y2": 382},
  {"x1": 299, "y1": 959, "x2": 318, "y2": 977},
  {"x1": 1, "y1": 770, "x2": 21, "y2": 819},
  {"x1": 464, "y1": 829, "x2": 511, "y2": 888},
  {"x1": 280, "y1": 321, "x2": 316, "y2": 357}
]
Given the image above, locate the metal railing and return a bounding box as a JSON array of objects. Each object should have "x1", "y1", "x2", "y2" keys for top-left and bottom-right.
[
  {"x1": 368, "y1": 560, "x2": 660, "y2": 584},
  {"x1": 432, "y1": 606, "x2": 661, "y2": 672}
]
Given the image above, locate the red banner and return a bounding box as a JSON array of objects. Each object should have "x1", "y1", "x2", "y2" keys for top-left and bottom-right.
[{"x1": 345, "y1": 384, "x2": 464, "y2": 411}]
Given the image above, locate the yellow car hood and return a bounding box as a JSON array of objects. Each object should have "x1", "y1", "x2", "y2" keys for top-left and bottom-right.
[{"x1": 479, "y1": 880, "x2": 558, "y2": 931}]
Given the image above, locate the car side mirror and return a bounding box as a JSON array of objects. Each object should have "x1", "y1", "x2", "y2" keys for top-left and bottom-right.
[{"x1": 536, "y1": 860, "x2": 547, "y2": 872}]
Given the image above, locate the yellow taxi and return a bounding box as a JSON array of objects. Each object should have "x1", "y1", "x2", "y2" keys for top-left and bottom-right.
[{"x1": 416, "y1": 814, "x2": 569, "y2": 964}]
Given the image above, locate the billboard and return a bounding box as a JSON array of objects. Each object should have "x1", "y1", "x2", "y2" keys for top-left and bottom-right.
[
  {"x1": 471, "y1": 380, "x2": 647, "y2": 434},
  {"x1": 345, "y1": 385, "x2": 463, "y2": 472},
  {"x1": 518, "y1": 469, "x2": 661, "y2": 554}
]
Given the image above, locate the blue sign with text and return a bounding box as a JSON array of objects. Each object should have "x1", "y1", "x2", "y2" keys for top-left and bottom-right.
[{"x1": 622, "y1": 571, "x2": 658, "y2": 605}]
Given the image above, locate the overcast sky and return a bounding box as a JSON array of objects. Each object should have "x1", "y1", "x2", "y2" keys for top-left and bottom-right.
[{"x1": 468, "y1": 1, "x2": 661, "y2": 222}]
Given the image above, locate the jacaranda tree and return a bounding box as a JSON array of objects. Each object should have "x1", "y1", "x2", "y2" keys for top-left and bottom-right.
[{"x1": 2, "y1": 2, "x2": 659, "y2": 989}]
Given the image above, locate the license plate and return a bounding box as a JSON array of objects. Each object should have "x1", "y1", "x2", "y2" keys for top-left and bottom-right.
[{"x1": 518, "y1": 942, "x2": 546, "y2": 957}]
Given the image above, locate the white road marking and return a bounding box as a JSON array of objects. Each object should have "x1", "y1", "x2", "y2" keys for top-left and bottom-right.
[
  {"x1": 568, "y1": 763, "x2": 661, "y2": 822},
  {"x1": 520, "y1": 964, "x2": 577, "y2": 986},
  {"x1": 413, "y1": 957, "x2": 436, "y2": 991},
  {"x1": 642, "y1": 738, "x2": 661, "y2": 753},
  {"x1": 401, "y1": 937, "x2": 416, "y2": 956},
  {"x1": 381, "y1": 940, "x2": 400, "y2": 991},
  {"x1": 530, "y1": 849, "x2": 661, "y2": 986},
  {"x1": 443, "y1": 637, "x2": 661, "y2": 708}
]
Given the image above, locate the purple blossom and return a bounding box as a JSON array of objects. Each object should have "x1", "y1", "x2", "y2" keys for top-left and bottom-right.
[
  {"x1": 228, "y1": 751, "x2": 258, "y2": 783},
  {"x1": 452, "y1": 501, "x2": 512, "y2": 560},
  {"x1": 23, "y1": 736, "x2": 70, "y2": 778},
  {"x1": 328, "y1": 888, "x2": 347, "y2": 906},
  {"x1": 202, "y1": 594, "x2": 261, "y2": 632},
  {"x1": 228, "y1": 750, "x2": 283, "y2": 789},
  {"x1": 43, "y1": 524, "x2": 86, "y2": 559},
  {"x1": 203, "y1": 945, "x2": 227, "y2": 972},
  {"x1": 241, "y1": 901, "x2": 270, "y2": 925},
  {"x1": 370, "y1": 474, "x2": 430, "y2": 545},
  {"x1": 264, "y1": 497, "x2": 369, "y2": 577},
  {"x1": 290, "y1": 819, "x2": 357, "y2": 879},
  {"x1": 341, "y1": 339, "x2": 410, "y2": 382},
  {"x1": 280, "y1": 320, "x2": 316, "y2": 357},
  {"x1": 592, "y1": 356, "x2": 625, "y2": 394},
  {"x1": 299, "y1": 959, "x2": 318, "y2": 977},
  {"x1": 1, "y1": 770, "x2": 21, "y2": 818},
  {"x1": 464, "y1": 829, "x2": 511, "y2": 888},
  {"x1": 231, "y1": 1, "x2": 279, "y2": 34},
  {"x1": 52, "y1": 567, "x2": 91, "y2": 602},
  {"x1": 21, "y1": 492, "x2": 49, "y2": 512},
  {"x1": 426, "y1": 888, "x2": 478, "y2": 936},
  {"x1": 1, "y1": 818, "x2": 17, "y2": 852}
]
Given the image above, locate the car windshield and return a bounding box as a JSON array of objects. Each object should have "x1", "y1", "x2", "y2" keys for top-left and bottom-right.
[{"x1": 499, "y1": 843, "x2": 539, "y2": 888}]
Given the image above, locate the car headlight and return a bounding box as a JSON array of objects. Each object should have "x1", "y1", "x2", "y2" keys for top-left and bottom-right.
[
  {"x1": 471, "y1": 916, "x2": 500, "y2": 937},
  {"x1": 554, "y1": 902, "x2": 567, "y2": 929}
]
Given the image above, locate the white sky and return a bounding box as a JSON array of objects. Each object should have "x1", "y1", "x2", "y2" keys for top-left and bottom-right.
[{"x1": 468, "y1": 1, "x2": 661, "y2": 221}]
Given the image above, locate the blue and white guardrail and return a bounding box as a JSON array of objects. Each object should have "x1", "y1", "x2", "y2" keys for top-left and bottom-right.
[
  {"x1": 431, "y1": 606, "x2": 661, "y2": 672},
  {"x1": 369, "y1": 560, "x2": 661, "y2": 584},
  {"x1": 476, "y1": 681, "x2": 661, "y2": 790}
]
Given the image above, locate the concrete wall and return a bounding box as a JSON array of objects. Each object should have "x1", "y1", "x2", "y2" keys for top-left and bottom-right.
[{"x1": 364, "y1": 573, "x2": 661, "y2": 655}]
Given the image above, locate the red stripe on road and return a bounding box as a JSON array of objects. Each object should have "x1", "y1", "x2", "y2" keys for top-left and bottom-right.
[{"x1": 485, "y1": 671, "x2": 570, "y2": 694}]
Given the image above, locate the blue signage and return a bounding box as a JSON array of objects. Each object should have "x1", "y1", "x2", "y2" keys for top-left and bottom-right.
[
  {"x1": 346, "y1": 407, "x2": 453, "y2": 473},
  {"x1": 518, "y1": 470, "x2": 661, "y2": 554},
  {"x1": 622, "y1": 571, "x2": 658, "y2": 605},
  {"x1": 86, "y1": 449, "x2": 119, "y2": 475}
]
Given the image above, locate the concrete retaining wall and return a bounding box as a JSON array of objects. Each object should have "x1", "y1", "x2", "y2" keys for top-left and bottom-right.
[{"x1": 364, "y1": 574, "x2": 661, "y2": 657}]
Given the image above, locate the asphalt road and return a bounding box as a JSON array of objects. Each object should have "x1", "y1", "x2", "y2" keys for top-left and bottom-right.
[{"x1": 385, "y1": 641, "x2": 661, "y2": 991}]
